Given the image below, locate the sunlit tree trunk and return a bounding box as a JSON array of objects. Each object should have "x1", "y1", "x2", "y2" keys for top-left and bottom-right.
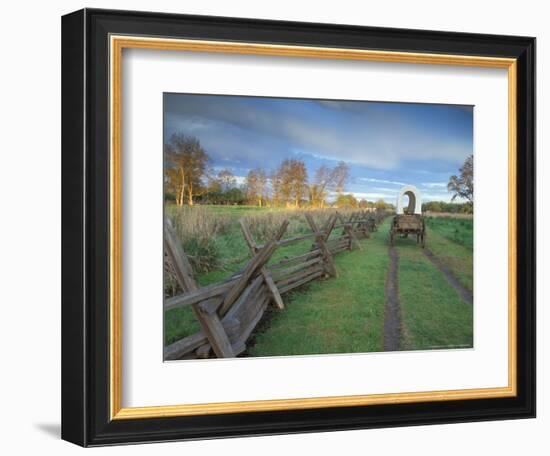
[
  {"x1": 188, "y1": 181, "x2": 194, "y2": 206},
  {"x1": 177, "y1": 168, "x2": 185, "y2": 207}
]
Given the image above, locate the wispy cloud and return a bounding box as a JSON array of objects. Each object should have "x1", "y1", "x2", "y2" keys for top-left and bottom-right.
[
  {"x1": 421, "y1": 182, "x2": 448, "y2": 189},
  {"x1": 358, "y1": 177, "x2": 406, "y2": 186}
]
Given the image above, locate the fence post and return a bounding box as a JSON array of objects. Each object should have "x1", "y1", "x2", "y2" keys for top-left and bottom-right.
[
  {"x1": 344, "y1": 223, "x2": 362, "y2": 250},
  {"x1": 305, "y1": 213, "x2": 338, "y2": 278},
  {"x1": 239, "y1": 219, "x2": 286, "y2": 310},
  {"x1": 219, "y1": 219, "x2": 289, "y2": 316},
  {"x1": 164, "y1": 218, "x2": 235, "y2": 358}
]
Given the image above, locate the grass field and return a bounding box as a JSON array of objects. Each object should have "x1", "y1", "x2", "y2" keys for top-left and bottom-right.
[
  {"x1": 164, "y1": 206, "x2": 474, "y2": 354},
  {"x1": 425, "y1": 217, "x2": 473, "y2": 291},
  {"x1": 248, "y1": 226, "x2": 389, "y2": 356}
]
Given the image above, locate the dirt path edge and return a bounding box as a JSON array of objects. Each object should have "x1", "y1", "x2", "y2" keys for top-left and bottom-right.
[
  {"x1": 423, "y1": 249, "x2": 473, "y2": 305},
  {"x1": 383, "y1": 246, "x2": 402, "y2": 351}
]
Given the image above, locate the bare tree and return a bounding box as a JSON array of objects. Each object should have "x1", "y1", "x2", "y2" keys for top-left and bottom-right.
[
  {"x1": 289, "y1": 159, "x2": 308, "y2": 207},
  {"x1": 217, "y1": 168, "x2": 236, "y2": 192},
  {"x1": 448, "y1": 154, "x2": 473, "y2": 203},
  {"x1": 245, "y1": 168, "x2": 268, "y2": 206},
  {"x1": 331, "y1": 161, "x2": 350, "y2": 196},
  {"x1": 271, "y1": 160, "x2": 292, "y2": 206},
  {"x1": 309, "y1": 165, "x2": 332, "y2": 208},
  {"x1": 164, "y1": 133, "x2": 210, "y2": 206}
]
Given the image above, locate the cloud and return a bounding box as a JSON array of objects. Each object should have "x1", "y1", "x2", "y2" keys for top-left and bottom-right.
[
  {"x1": 164, "y1": 94, "x2": 472, "y2": 204},
  {"x1": 357, "y1": 177, "x2": 406, "y2": 186},
  {"x1": 421, "y1": 182, "x2": 447, "y2": 188},
  {"x1": 164, "y1": 94, "x2": 473, "y2": 172}
]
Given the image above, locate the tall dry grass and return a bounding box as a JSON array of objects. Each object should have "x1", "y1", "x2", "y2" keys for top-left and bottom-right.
[
  {"x1": 165, "y1": 205, "x2": 357, "y2": 280},
  {"x1": 166, "y1": 206, "x2": 234, "y2": 274},
  {"x1": 241, "y1": 208, "x2": 351, "y2": 242}
]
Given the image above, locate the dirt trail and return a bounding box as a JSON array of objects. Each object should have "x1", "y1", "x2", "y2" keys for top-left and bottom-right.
[
  {"x1": 383, "y1": 246, "x2": 402, "y2": 351},
  {"x1": 423, "y1": 249, "x2": 473, "y2": 305}
]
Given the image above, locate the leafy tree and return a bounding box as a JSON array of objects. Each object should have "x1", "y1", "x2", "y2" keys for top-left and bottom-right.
[
  {"x1": 224, "y1": 187, "x2": 246, "y2": 205},
  {"x1": 271, "y1": 159, "x2": 308, "y2": 207},
  {"x1": 164, "y1": 133, "x2": 210, "y2": 206},
  {"x1": 336, "y1": 193, "x2": 358, "y2": 208},
  {"x1": 374, "y1": 199, "x2": 389, "y2": 210},
  {"x1": 448, "y1": 154, "x2": 473, "y2": 203},
  {"x1": 422, "y1": 200, "x2": 473, "y2": 214}
]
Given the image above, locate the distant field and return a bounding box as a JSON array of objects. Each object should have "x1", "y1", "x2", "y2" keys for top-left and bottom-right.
[
  {"x1": 164, "y1": 205, "x2": 474, "y2": 355},
  {"x1": 425, "y1": 216, "x2": 473, "y2": 250}
]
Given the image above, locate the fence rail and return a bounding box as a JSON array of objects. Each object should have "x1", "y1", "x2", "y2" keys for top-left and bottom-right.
[{"x1": 164, "y1": 209, "x2": 383, "y2": 360}]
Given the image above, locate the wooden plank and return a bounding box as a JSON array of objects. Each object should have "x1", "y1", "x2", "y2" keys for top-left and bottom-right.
[
  {"x1": 326, "y1": 236, "x2": 349, "y2": 247},
  {"x1": 197, "y1": 287, "x2": 270, "y2": 357},
  {"x1": 305, "y1": 213, "x2": 337, "y2": 278},
  {"x1": 164, "y1": 279, "x2": 235, "y2": 311},
  {"x1": 218, "y1": 240, "x2": 276, "y2": 315},
  {"x1": 322, "y1": 214, "x2": 338, "y2": 241},
  {"x1": 164, "y1": 218, "x2": 197, "y2": 292},
  {"x1": 271, "y1": 257, "x2": 322, "y2": 280},
  {"x1": 164, "y1": 331, "x2": 207, "y2": 360},
  {"x1": 327, "y1": 240, "x2": 350, "y2": 253},
  {"x1": 279, "y1": 270, "x2": 324, "y2": 294},
  {"x1": 239, "y1": 219, "x2": 257, "y2": 252},
  {"x1": 198, "y1": 297, "x2": 224, "y2": 315},
  {"x1": 263, "y1": 272, "x2": 284, "y2": 309},
  {"x1": 275, "y1": 265, "x2": 324, "y2": 288},
  {"x1": 224, "y1": 276, "x2": 266, "y2": 322},
  {"x1": 164, "y1": 217, "x2": 235, "y2": 358},
  {"x1": 234, "y1": 296, "x2": 270, "y2": 347},
  {"x1": 197, "y1": 311, "x2": 235, "y2": 357},
  {"x1": 345, "y1": 224, "x2": 362, "y2": 250},
  {"x1": 267, "y1": 249, "x2": 321, "y2": 270},
  {"x1": 239, "y1": 219, "x2": 286, "y2": 310},
  {"x1": 224, "y1": 275, "x2": 265, "y2": 320},
  {"x1": 236, "y1": 290, "x2": 269, "y2": 329},
  {"x1": 331, "y1": 246, "x2": 350, "y2": 255},
  {"x1": 220, "y1": 219, "x2": 289, "y2": 316},
  {"x1": 257, "y1": 232, "x2": 317, "y2": 249},
  {"x1": 195, "y1": 318, "x2": 242, "y2": 358}
]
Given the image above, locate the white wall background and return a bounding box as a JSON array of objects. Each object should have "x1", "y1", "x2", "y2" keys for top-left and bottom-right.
[{"x1": 0, "y1": 0, "x2": 545, "y2": 454}]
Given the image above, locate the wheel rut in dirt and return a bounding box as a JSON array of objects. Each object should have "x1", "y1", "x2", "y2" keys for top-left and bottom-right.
[
  {"x1": 423, "y1": 249, "x2": 473, "y2": 305},
  {"x1": 383, "y1": 245, "x2": 402, "y2": 351}
]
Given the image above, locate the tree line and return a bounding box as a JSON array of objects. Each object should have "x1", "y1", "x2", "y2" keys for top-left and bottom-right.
[
  {"x1": 422, "y1": 201, "x2": 473, "y2": 214},
  {"x1": 441, "y1": 153, "x2": 473, "y2": 214},
  {"x1": 164, "y1": 133, "x2": 394, "y2": 209}
]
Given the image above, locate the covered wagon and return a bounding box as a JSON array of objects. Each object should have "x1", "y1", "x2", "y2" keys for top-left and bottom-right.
[{"x1": 389, "y1": 185, "x2": 426, "y2": 247}]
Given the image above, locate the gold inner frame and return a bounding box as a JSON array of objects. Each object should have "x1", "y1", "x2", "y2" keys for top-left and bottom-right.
[{"x1": 109, "y1": 35, "x2": 518, "y2": 420}]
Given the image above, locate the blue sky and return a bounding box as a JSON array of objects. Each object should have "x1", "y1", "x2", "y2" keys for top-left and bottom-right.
[{"x1": 164, "y1": 93, "x2": 473, "y2": 203}]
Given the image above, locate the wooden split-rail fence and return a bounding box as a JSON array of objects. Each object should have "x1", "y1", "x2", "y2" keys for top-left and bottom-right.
[{"x1": 164, "y1": 210, "x2": 381, "y2": 360}]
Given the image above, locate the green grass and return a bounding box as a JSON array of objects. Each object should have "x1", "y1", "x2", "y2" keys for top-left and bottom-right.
[
  {"x1": 425, "y1": 217, "x2": 473, "y2": 292},
  {"x1": 248, "y1": 224, "x2": 390, "y2": 356},
  {"x1": 164, "y1": 207, "x2": 474, "y2": 354},
  {"x1": 164, "y1": 237, "x2": 317, "y2": 345},
  {"x1": 198, "y1": 204, "x2": 289, "y2": 215},
  {"x1": 425, "y1": 217, "x2": 473, "y2": 249},
  {"x1": 395, "y1": 237, "x2": 473, "y2": 351}
]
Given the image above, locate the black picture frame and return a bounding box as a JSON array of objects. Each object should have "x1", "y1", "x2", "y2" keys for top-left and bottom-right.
[{"x1": 62, "y1": 8, "x2": 536, "y2": 447}]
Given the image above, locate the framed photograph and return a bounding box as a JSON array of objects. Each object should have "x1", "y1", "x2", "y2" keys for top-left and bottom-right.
[{"x1": 61, "y1": 8, "x2": 535, "y2": 446}]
